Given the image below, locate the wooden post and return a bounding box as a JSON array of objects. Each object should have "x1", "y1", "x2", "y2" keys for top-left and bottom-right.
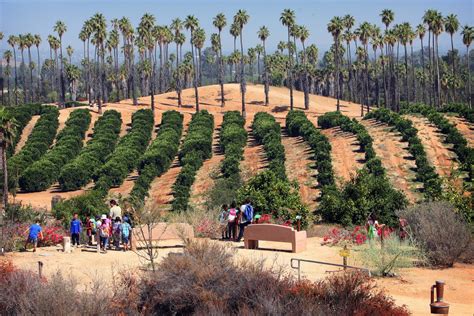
[{"x1": 38, "y1": 261, "x2": 43, "y2": 278}]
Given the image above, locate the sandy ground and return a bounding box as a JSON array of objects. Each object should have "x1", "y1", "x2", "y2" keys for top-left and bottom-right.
[
  {"x1": 406, "y1": 115, "x2": 458, "y2": 178},
  {"x1": 321, "y1": 126, "x2": 365, "y2": 184},
  {"x1": 281, "y1": 133, "x2": 320, "y2": 209},
  {"x1": 14, "y1": 115, "x2": 40, "y2": 154},
  {"x1": 362, "y1": 119, "x2": 421, "y2": 203},
  {"x1": 446, "y1": 115, "x2": 474, "y2": 147},
  {"x1": 7, "y1": 237, "x2": 473, "y2": 315}
]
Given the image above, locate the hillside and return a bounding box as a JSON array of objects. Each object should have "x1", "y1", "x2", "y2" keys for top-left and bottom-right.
[{"x1": 10, "y1": 84, "x2": 471, "y2": 210}]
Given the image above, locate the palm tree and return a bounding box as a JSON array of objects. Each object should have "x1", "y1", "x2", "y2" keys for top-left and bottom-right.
[
  {"x1": 24, "y1": 33, "x2": 35, "y2": 102},
  {"x1": 171, "y1": 18, "x2": 184, "y2": 107},
  {"x1": 280, "y1": 9, "x2": 296, "y2": 110},
  {"x1": 138, "y1": 13, "x2": 156, "y2": 113},
  {"x1": 445, "y1": 14, "x2": 459, "y2": 100},
  {"x1": 213, "y1": 13, "x2": 227, "y2": 107},
  {"x1": 65, "y1": 64, "x2": 80, "y2": 101},
  {"x1": 33, "y1": 34, "x2": 41, "y2": 99},
  {"x1": 81, "y1": 19, "x2": 93, "y2": 105},
  {"x1": 343, "y1": 14, "x2": 355, "y2": 101},
  {"x1": 7, "y1": 36, "x2": 18, "y2": 105},
  {"x1": 193, "y1": 27, "x2": 206, "y2": 87},
  {"x1": 66, "y1": 45, "x2": 74, "y2": 64},
  {"x1": 184, "y1": 15, "x2": 200, "y2": 112},
  {"x1": 247, "y1": 47, "x2": 257, "y2": 82},
  {"x1": 399, "y1": 23, "x2": 411, "y2": 105},
  {"x1": 461, "y1": 25, "x2": 473, "y2": 108},
  {"x1": 18, "y1": 35, "x2": 27, "y2": 103},
  {"x1": 380, "y1": 9, "x2": 394, "y2": 50},
  {"x1": 299, "y1": 25, "x2": 310, "y2": 109},
  {"x1": 358, "y1": 22, "x2": 372, "y2": 113},
  {"x1": 416, "y1": 24, "x2": 427, "y2": 104},
  {"x1": 54, "y1": 20, "x2": 67, "y2": 108},
  {"x1": 92, "y1": 13, "x2": 108, "y2": 111},
  {"x1": 234, "y1": 9, "x2": 250, "y2": 118},
  {"x1": 328, "y1": 16, "x2": 344, "y2": 111},
  {"x1": 3, "y1": 51, "x2": 12, "y2": 105},
  {"x1": 431, "y1": 11, "x2": 444, "y2": 108},
  {"x1": 0, "y1": 108, "x2": 17, "y2": 213},
  {"x1": 258, "y1": 26, "x2": 270, "y2": 105},
  {"x1": 0, "y1": 32, "x2": 3, "y2": 105},
  {"x1": 229, "y1": 23, "x2": 240, "y2": 82}
]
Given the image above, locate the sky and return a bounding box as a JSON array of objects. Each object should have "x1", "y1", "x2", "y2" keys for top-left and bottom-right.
[{"x1": 1, "y1": 0, "x2": 473, "y2": 60}]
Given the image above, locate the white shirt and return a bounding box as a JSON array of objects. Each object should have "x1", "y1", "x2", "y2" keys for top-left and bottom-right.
[{"x1": 109, "y1": 205, "x2": 122, "y2": 219}]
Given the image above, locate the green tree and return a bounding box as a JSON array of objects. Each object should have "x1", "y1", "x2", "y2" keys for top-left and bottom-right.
[{"x1": 0, "y1": 108, "x2": 17, "y2": 213}]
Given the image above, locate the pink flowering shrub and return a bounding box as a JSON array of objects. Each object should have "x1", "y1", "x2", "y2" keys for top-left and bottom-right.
[{"x1": 322, "y1": 226, "x2": 367, "y2": 246}]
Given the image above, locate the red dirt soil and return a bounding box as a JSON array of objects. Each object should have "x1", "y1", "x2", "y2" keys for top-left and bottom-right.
[
  {"x1": 446, "y1": 115, "x2": 474, "y2": 147},
  {"x1": 362, "y1": 118, "x2": 420, "y2": 203}
]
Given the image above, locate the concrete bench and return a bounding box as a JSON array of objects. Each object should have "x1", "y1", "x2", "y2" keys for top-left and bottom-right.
[
  {"x1": 131, "y1": 222, "x2": 194, "y2": 251},
  {"x1": 244, "y1": 224, "x2": 307, "y2": 253}
]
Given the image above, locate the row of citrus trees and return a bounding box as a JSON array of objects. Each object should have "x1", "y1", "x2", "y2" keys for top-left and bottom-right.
[{"x1": 172, "y1": 110, "x2": 214, "y2": 211}]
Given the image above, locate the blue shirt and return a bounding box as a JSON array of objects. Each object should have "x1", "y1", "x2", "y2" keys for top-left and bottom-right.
[
  {"x1": 29, "y1": 224, "x2": 42, "y2": 239},
  {"x1": 70, "y1": 219, "x2": 82, "y2": 234}
]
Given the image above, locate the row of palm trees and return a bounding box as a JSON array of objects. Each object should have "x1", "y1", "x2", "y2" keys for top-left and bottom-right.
[{"x1": 1, "y1": 9, "x2": 473, "y2": 115}]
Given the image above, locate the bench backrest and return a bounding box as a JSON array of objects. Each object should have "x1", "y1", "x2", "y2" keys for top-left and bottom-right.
[{"x1": 244, "y1": 224, "x2": 298, "y2": 242}]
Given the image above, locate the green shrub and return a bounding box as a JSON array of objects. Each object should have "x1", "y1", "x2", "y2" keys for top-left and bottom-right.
[
  {"x1": 7, "y1": 106, "x2": 60, "y2": 190},
  {"x1": 19, "y1": 109, "x2": 91, "y2": 192},
  {"x1": 58, "y1": 110, "x2": 122, "y2": 191},
  {"x1": 129, "y1": 110, "x2": 184, "y2": 204},
  {"x1": 93, "y1": 109, "x2": 154, "y2": 196},
  {"x1": 172, "y1": 110, "x2": 214, "y2": 211}
]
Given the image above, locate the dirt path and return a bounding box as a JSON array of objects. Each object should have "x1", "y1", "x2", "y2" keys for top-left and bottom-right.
[
  {"x1": 406, "y1": 115, "x2": 458, "y2": 178},
  {"x1": 446, "y1": 115, "x2": 474, "y2": 147},
  {"x1": 189, "y1": 115, "x2": 224, "y2": 208},
  {"x1": 281, "y1": 132, "x2": 319, "y2": 209},
  {"x1": 362, "y1": 119, "x2": 420, "y2": 202},
  {"x1": 240, "y1": 128, "x2": 267, "y2": 181},
  {"x1": 321, "y1": 127, "x2": 365, "y2": 184},
  {"x1": 14, "y1": 115, "x2": 40, "y2": 154}
]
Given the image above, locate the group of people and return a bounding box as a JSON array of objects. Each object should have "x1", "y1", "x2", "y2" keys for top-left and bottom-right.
[
  {"x1": 24, "y1": 200, "x2": 133, "y2": 254},
  {"x1": 218, "y1": 199, "x2": 254, "y2": 242}
]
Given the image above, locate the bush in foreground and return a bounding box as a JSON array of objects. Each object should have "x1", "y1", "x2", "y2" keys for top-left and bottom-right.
[{"x1": 397, "y1": 201, "x2": 471, "y2": 267}]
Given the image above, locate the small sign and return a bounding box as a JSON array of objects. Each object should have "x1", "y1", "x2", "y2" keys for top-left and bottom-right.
[{"x1": 339, "y1": 248, "x2": 350, "y2": 258}]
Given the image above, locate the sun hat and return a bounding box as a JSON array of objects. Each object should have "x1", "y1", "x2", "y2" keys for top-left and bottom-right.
[{"x1": 101, "y1": 214, "x2": 107, "y2": 220}]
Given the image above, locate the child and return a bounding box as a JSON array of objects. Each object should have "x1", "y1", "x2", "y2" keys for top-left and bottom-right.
[
  {"x1": 70, "y1": 213, "x2": 82, "y2": 247},
  {"x1": 99, "y1": 215, "x2": 109, "y2": 253},
  {"x1": 24, "y1": 219, "x2": 43, "y2": 252},
  {"x1": 85, "y1": 216, "x2": 94, "y2": 245},
  {"x1": 219, "y1": 204, "x2": 229, "y2": 240},
  {"x1": 227, "y1": 202, "x2": 238, "y2": 241},
  {"x1": 121, "y1": 217, "x2": 132, "y2": 251},
  {"x1": 112, "y1": 217, "x2": 122, "y2": 250}
]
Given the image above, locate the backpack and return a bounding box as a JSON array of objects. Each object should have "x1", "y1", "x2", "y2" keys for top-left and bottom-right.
[
  {"x1": 244, "y1": 204, "x2": 254, "y2": 222},
  {"x1": 100, "y1": 224, "x2": 109, "y2": 238}
]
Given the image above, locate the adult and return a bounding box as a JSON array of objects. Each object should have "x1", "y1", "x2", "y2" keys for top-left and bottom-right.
[
  {"x1": 24, "y1": 219, "x2": 43, "y2": 252},
  {"x1": 237, "y1": 199, "x2": 254, "y2": 242},
  {"x1": 109, "y1": 199, "x2": 122, "y2": 220},
  {"x1": 70, "y1": 213, "x2": 82, "y2": 247}
]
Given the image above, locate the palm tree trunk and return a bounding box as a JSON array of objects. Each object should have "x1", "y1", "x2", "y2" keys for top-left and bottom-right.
[
  {"x1": 373, "y1": 48, "x2": 380, "y2": 108},
  {"x1": 190, "y1": 31, "x2": 199, "y2": 112},
  {"x1": 302, "y1": 41, "x2": 309, "y2": 110},
  {"x1": 96, "y1": 47, "x2": 102, "y2": 114},
  {"x1": 1, "y1": 138, "x2": 8, "y2": 212},
  {"x1": 420, "y1": 37, "x2": 426, "y2": 104},
  {"x1": 28, "y1": 47, "x2": 34, "y2": 102},
  {"x1": 365, "y1": 45, "x2": 370, "y2": 113},
  {"x1": 198, "y1": 47, "x2": 203, "y2": 87},
  {"x1": 381, "y1": 48, "x2": 388, "y2": 108},
  {"x1": 219, "y1": 30, "x2": 225, "y2": 107},
  {"x1": 435, "y1": 35, "x2": 441, "y2": 108},
  {"x1": 36, "y1": 46, "x2": 41, "y2": 100},
  {"x1": 21, "y1": 49, "x2": 27, "y2": 103},
  {"x1": 450, "y1": 34, "x2": 456, "y2": 101},
  {"x1": 12, "y1": 47, "x2": 18, "y2": 105},
  {"x1": 150, "y1": 47, "x2": 155, "y2": 114},
  {"x1": 467, "y1": 45, "x2": 472, "y2": 108},
  {"x1": 263, "y1": 40, "x2": 269, "y2": 105},
  {"x1": 410, "y1": 44, "x2": 416, "y2": 102},
  {"x1": 404, "y1": 44, "x2": 409, "y2": 105},
  {"x1": 428, "y1": 31, "x2": 433, "y2": 106},
  {"x1": 59, "y1": 38, "x2": 66, "y2": 108},
  {"x1": 176, "y1": 41, "x2": 182, "y2": 107},
  {"x1": 240, "y1": 31, "x2": 246, "y2": 118},
  {"x1": 287, "y1": 27, "x2": 294, "y2": 110},
  {"x1": 335, "y1": 37, "x2": 340, "y2": 112}
]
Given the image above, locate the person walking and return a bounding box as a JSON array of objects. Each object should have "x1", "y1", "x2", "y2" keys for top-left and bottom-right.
[
  {"x1": 112, "y1": 217, "x2": 122, "y2": 250},
  {"x1": 236, "y1": 199, "x2": 254, "y2": 242},
  {"x1": 70, "y1": 213, "x2": 82, "y2": 247},
  {"x1": 121, "y1": 217, "x2": 132, "y2": 251},
  {"x1": 99, "y1": 214, "x2": 110, "y2": 253},
  {"x1": 219, "y1": 204, "x2": 229, "y2": 240},
  {"x1": 366, "y1": 213, "x2": 380, "y2": 241},
  {"x1": 24, "y1": 219, "x2": 43, "y2": 252},
  {"x1": 227, "y1": 202, "x2": 238, "y2": 241},
  {"x1": 85, "y1": 216, "x2": 95, "y2": 245}
]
